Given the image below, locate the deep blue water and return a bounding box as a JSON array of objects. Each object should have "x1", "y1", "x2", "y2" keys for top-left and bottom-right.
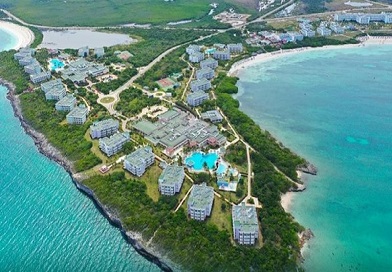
[{"x1": 236, "y1": 45, "x2": 392, "y2": 271}]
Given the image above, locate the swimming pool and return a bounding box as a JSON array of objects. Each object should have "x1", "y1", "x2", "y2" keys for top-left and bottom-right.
[
  {"x1": 216, "y1": 162, "x2": 227, "y2": 175},
  {"x1": 50, "y1": 58, "x2": 65, "y2": 71},
  {"x1": 205, "y1": 48, "x2": 216, "y2": 55},
  {"x1": 185, "y1": 152, "x2": 218, "y2": 171}
]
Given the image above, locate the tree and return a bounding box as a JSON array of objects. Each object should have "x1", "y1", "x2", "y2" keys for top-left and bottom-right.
[{"x1": 221, "y1": 202, "x2": 227, "y2": 211}]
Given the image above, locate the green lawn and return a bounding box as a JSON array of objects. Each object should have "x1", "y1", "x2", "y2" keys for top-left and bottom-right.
[{"x1": 3, "y1": 0, "x2": 255, "y2": 26}]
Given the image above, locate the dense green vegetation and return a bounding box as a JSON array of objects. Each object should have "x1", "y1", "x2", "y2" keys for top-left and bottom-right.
[
  {"x1": 213, "y1": 73, "x2": 306, "y2": 181},
  {"x1": 0, "y1": 50, "x2": 29, "y2": 93},
  {"x1": 103, "y1": 28, "x2": 210, "y2": 67},
  {"x1": 1, "y1": 0, "x2": 255, "y2": 26},
  {"x1": 19, "y1": 91, "x2": 102, "y2": 172},
  {"x1": 29, "y1": 26, "x2": 43, "y2": 48},
  {"x1": 116, "y1": 87, "x2": 161, "y2": 117},
  {"x1": 94, "y1": 68, "x2": 137, "y2": 94}
]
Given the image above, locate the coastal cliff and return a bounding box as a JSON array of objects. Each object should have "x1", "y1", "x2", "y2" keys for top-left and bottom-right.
[{"x1": 2, "y1": 80, "x2": 174, "y2": 272}]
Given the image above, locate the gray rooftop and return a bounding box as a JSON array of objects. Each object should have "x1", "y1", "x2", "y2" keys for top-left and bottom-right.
[
  {"x1": 41, "y1": 79, "x2": 62, "y2": 91},
  {"x1": 201, "y1": 110, "x2": 222, "y2": 121},
  {"x1": 187, "y1": 91, "x2": 209, "y2": 100},
  {"x1": 159, "y1": 109, "x2": 180, "y2": 121},
  {"x1": 159, "y1": 164, "x2": 184, "y2": 186},
  {"x1": 99, "y1": 132, "x2": 129, "y2": 148},
  {"x1": 125, "y1": 146, "x2": 154, "y2": 167},
  {"x1": 188, "y1": 183, "x2": 214, "y2": 210},
  {"x1": 232, "y1": 203, "x2": 259, "y2": 233},
  {"x1": 91, "y1": 118, "x2": 119, "y2": 131},
  {"x1": 133, "y1": 120, "x2": 158, "y2": 136},
  {"x1": 56, "y1": 94, "x2": 76, "y2": 107},
  {"x1": 67, "y1": 105, "x2": 88, "y2": 118}
]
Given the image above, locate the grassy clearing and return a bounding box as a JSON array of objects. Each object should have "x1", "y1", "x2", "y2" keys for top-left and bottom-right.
[
  {"x1": 208, "y1": 195, "x2": 233, "y2": 234},
  {"x1": 99, "y1": 97, "x2": 115, "y2": 104}
]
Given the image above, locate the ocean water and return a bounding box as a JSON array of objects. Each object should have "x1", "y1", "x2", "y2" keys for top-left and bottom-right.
[
  {"x1": 0, "y1": 86, "x2": 161, "y2": 270},
  {"x1": 0, "y1": 28, "x2": 18, "y2": 51},
  {"x1": 236, "y1": 45, "x2": 392, "y2": 271}
]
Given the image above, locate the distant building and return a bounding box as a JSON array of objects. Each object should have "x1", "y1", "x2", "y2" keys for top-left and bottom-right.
[
  {"x1": 45, "y1": 85, "x2": 66, "y2": 101},
  {"x1": 13, "y1": 47, "x2": 35, "y2": 60},
  {"x1": 317, "y1": 26, "x2": 332, "y2": 36},
  {"x1": 330, "y1": 23, "x2": 345, "y2": 34},
  {"x1": 190, "y1": 78, "x2": 211, "y2": 92},
  {"x1": 186, "y1": 44, "x2": 201, "y2": 55},
  {"x1": 334, "y1": 12, "x2": 392, "y2": 24},
  {"x1": 124, "y1": 146, "x2": 155, "y2": 177},
  {"x1": 227, "y1": 43, "x2": 243, "y2": 54},
  {"x1": 187, "y1": 91, "x2": 209, "y2": 107},
  {"x1": 232, "y1": 203, "x2": 259, "y2": 245},
  {"x1": 41, "y1": 79, "x2": 63, "y2": 93},
  {"x1": 55, "y1": 94, "x2": 76, "y2": 111},
  {"x1": 66, "y1": 104, "x2": 88, "y2": 125},
  {"x1": 158, "y1": 164, "x2": 185, "y2": 195},
  {"x1": 30, "y1": 71, "x2": 51, "y2": 84},
  {"x1": 78, "y1": 46, "x2": 89, "y2": 57},
  {"x1": 189, "y1": 52, "x2": 205, "y2": 63},
  {"x1": 300, "y1": 28, "x2": 316, "y2": 37},
  {"x1": 195, "y1": 67, "x2": 214, "y2": 80},
  {"x1": 90, "y1": 119, "x2": 120, "y2": 139},
  {"x1": 94, "y1": 47, "x2": 105, "y2": 58},
  {"x1": 288, "y1": 32, "x2": 304, "y2": 41},
  {"x1": 200, "y1": 58, "x2": 218, "y2": 70},
  {"x1": 201, "y1": 110, "x2": 223, "y2": 123},
  {"x1": 61, "y1": 58, "x2": 108, "y2": 83},
  {"x1": 99, "y1": 132, "x2": 130, "y2": 157},
  {"x1": 19, "y1": 56, "x2": 35, "y2": 66},
  {"x1": 24, "y1": 62, "x2": 42, "y2": 75},
  {"x1": 187, "y1": 183, "x2": 214, "y2": 221},
  {"x1": 213, "y1": 50, "x2": 231, "y2": 61}
]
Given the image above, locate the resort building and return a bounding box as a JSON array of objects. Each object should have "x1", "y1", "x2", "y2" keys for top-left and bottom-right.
[
  {"x1": 158, "y1": 164, "x2": 185, "y2": 196},
  {"x1": 317, "y1": 26, "x2": 332, "y2": 36},
  {"x1": 186, "y1": 44, "x2": 201, "y2": 55},
  {"x1": 329, "y1": 23, "x2": 345, "y2": 34},
  {"x1": 90, "y1": 119, "x2": 120, "y2": 139},
  {"x1": 55, "y1": 94, "x2": 76, "y2": 111},
  {"x1": 30, "y1": 71, "x2": 51, "y2": 84},
  {"x1": 227, "y1": 43, "x2": 243, "y2": 54},
  {"x1": 334, "y1": 12, "x2": 392, "y2": 24},
  {"x1": 13, "y1": 47, "x2": 35, "y2": 60},
  {"x1": 61, "y1": 58, "x2": 108, "y2": 84},
  {"x1": 19, "y1": 56, "x2": 35, "y2": 66},
  {"x1": 300, "y1": 28, "x2": 316, "y2": 37},
  {"x1": 24, "y1": 62, "x2": 42, "y2": 75},
  {"x1": 195, "y1": 68, "x2": 215, "y2": 80},
  {"x1": 41, "y1": 79, "x2": 63, "y2": 93},
  {"x1": 132, "y1": 108, "x2": 226, "y2": 157},
  {"x1": 288, "y1": 32, "x2": 304, "y2": 42},
  {"x1": 187, "y1": 91, "x2": 209, "y2": 107},
  {"x1": 232, "y1": 203, "x2": 259, "y2": 245},
  {"x1": 124, "y1": 146, "x2": 155, "y2": 177},
  {"x1": 187, "y1": 183, "x2": 214, "y2": 221},
  {"x1": 200, "y1": 58, "x2": 218, "y2": 70},
  {"x1": 66, "y1": 104, "x2": 88, "y2": 125},
  {"x1": 189, "y1": 52, "x2": 205, "y2": 63},
  {"x1": 78, "y1": 46, "x2": 89, "y2": 57},
  {"x1": 201, "y1": 110, "x2": 223, "y2": 123},
  {"x1": 94, "y1": 47, "x2": 105, "y2": 58},
  {"x1": 45, "y1": 84, "x2": 66, "y2": 101},
  {"x1": 213, "y1": 50, "x2": 231, "y2": 61},
  {"x1": 190, "y1": 78, "x2": 211, "y2": 92},
  {"x1": 99, "y1": 132, "x2": 130, "y2": 157}
]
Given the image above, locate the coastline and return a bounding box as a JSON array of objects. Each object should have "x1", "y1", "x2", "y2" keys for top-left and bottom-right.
[
  {"x1": 0, "y1": 20, "x2": 35, "y2": 50},
  {"x1": 1, "y1": 79, "x2": 174, "y2": 272},
  {"x1": 228, "y1": 37, "x2": 392, "y2": 77}
]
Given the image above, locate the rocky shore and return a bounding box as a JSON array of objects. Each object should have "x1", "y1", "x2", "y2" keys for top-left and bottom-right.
[{"x1": 2, "y1": 80, "x2": 173, "y2": 272}]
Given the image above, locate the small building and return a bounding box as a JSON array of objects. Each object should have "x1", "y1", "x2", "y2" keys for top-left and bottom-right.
[
  {"x1": 78, "y1": 46, "x2": 89, "y2": 57},
  {"x1": 99, "y1": 132, "x2": 130, "y2": 157},
  {"x1": 94, "y1": 47, "x2": 105, "y2": 58},
  {"x1": 227, "y1": 43, "x2": 243, "y2": 54},
  {"x1": 189, "y1": 52, "x2": 205, "y2": 63},
  {"x1": 187, "y1": 183, "x2": 214, "y2": 221},
  {"x1": 124, "y1": 146, "x2": 155, "y2": 177},
  {"x1": 200, "y1": 58, "x2": 218, "y2": 70},
  {"x1": 330, "y1": 23, "x2": 345, "y2": 34},
  {"x1": 288, "y1": 32, "x2": 304, "y2": 42},
  {"x1": 195, "y1": 68, "x2": 214, "y2": 80},
  {"x1": 55, "y1": 94, "x2": 76, "y2": 111},
  {"x1": 232, "y1": 203, "x2": 259, "y2": 245},
  {"x1": 24, "y1": 62, "x2": 42, "y2": 75},
  {"x1": 30, "y1": 71, "x2": 51, "y2": 84},
  {"x1": 190, "y1": 78, "x2": 211, "y2": 92},
  {"x1": 45, "y1": 85, "x2": 66, "y2": 101},
  {"x1": 201, "y1": 110, "x2": 223, "y2": 123},
  {"x1": 41, "y1": 79, "x2": 63, "y2": 93},
  {"x1": 158, "y1": 164, "x2": 185, "y2": 196},
  {"x1": 90, "y1": 118, "x2": 120, "y2": 139},
  {"x1": 187, "y1": 91, "x2": 209, "y2": 107},
  {"x1": 14, "y1": 47, "x2": 35, "y2": 60},
  {"x1": 213, "y1": 50, "x2": 231, "y2": 61},
  {"x1": 317, "y1": 26, "x2": 332, "y2": 36},
  {"x1": 300, "y1": 28, "x2": 316, "y2": 37},
  {"x1": 66, "y1": 104, "x2": 88, "y2": 125},
  {"x1": 19, "y1": 56, "x2": 35, "y2": 66},
  {"x1": 186, "y1": 44, "x2": 201, "y2": 55}
]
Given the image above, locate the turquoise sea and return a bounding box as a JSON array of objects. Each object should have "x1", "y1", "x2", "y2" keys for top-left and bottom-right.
[
  {"x1": 236, "y1": 45, "x2": 392, "y2": 271},
  {"x1": 0, "y1": 29, "x2": 159, "y2": 271},
  {"x1": 0, "y1": 27, "x2": 18, "y2": 51}
]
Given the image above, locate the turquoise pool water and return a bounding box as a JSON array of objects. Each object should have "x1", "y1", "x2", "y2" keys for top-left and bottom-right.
[
  {"x1": 216, "y1": 162, "x2": 227, "y2": 175},
  {"x1": 205, "y1": 48, "x2": 216, "y2": 54},
  {"x1": 50, "y1": 58, "x2": 64, "y2": 71},
  {"x1": 185, "y1": 152, "x2": 218, "y2": 170}
]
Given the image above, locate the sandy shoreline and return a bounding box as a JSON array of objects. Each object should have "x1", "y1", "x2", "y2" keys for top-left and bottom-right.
[
  {"x1": 0, "y1": 20, "x2": 35, "y2": 50},
  {"x1": 229, "y1": 37, "x2": 392, "y2": 77}
]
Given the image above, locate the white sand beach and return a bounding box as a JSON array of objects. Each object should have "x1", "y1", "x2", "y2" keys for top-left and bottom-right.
[
  {"x1": 0, "y1": 20, "x2": 35, "y2": 50},
  {"x1": 229, "y1": 37, "x2": 392, "y2": 77}
]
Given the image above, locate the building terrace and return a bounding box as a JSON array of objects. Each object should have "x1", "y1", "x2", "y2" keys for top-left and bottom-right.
[{"x1": 132, "y1": 108, "x2": 226, "y2": 157}]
